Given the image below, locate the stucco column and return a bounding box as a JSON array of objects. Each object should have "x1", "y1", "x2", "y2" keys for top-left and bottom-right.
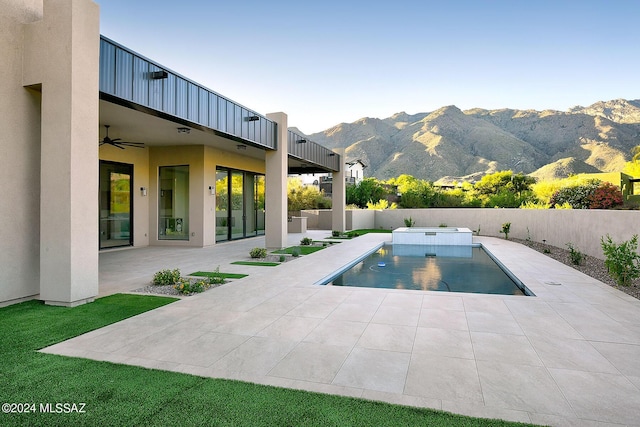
[
  {"x1": 332, "y1": 148, "x2": 346, "y2": 233},
  {"x1": 265, "y1": 112, "x2": 288, "y2": 249},
  {"x1": 23, "y1": 0, "x2": 100, "y2": 306}
]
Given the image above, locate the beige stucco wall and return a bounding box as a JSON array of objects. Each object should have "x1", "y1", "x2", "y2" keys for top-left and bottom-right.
[
  {"x1": 0, "y1": 11, "x2": 42, "y2": 305},
  {"x1": 345, "y1": 208, "x2": 640, "y2": 260},
  {"x1": 1, "y1": 0, "x2": 99, "y2": 306},
  {"x1": 1, "y1": 0, "x2": 43, "y2": 22},
  {"x1": 265, "y1": 112, "x2": 288, "y2": 249},
  {"x1": 148, "y1": 145, "x2": 266, "y2": 247}
]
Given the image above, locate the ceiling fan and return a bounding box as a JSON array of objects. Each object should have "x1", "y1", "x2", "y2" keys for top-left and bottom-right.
[{"x1": 99, "y1": 125, "x2": 144, "y2": 149}]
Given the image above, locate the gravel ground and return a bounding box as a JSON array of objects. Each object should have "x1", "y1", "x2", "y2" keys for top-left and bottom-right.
[
  {"x1": 133, "y1": 280, "x2": 227, "y2": 297},
  {"x1": 512, "y1": 238, "x2": 640, "y2": 301}
]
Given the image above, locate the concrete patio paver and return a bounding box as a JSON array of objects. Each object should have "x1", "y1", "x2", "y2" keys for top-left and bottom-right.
[{"x1": 41, "y1": 231, "x2": 640, "y2": 426}]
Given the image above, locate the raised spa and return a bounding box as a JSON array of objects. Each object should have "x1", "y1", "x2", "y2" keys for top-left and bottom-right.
[{"x1": 392, "y1": 227, "x2": 473, "y2": 246}]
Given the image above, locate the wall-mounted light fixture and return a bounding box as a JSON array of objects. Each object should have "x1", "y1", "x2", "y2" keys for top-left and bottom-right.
[
  {"x1": 297, "y1": 139, "x2": 307, "y2": 143},
  {"x1": 237, "y1": 144, "x2": 247, "y2": 150},
  {"x1": 140, "y1": 186, "x2": 147, "y2": 196},
  {"x1": 328, "y1": 153, "x2": 336, "y2": 156},
  {"x1": 208, "y1": 185, "x2": 215, "y2": 196},
  {"x1": 246, "y1": 115, "x2": 260, "y2": 122},
  {"x1": 151, "y1": 70, "x2": 168, "y2": 79},
  {"x1": 177, "y1": 127, "x2": 190, "y2": 134}
]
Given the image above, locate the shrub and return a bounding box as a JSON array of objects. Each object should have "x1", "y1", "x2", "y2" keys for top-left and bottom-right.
[
  {"x1": 403, "y1": 217, "x2": 415, "y2": 227},
  {"x1": 588, "y1": 182, "x2": 623, "y2": 209},
  {"x1": 549, "y1": 180, "x2": 601, "y2": 209},
  {"x1": 565, "y1": 243, "x2": 584, "y2": 266},
  {"x1": 152, "y1": 268, "x2": 181, "y2": 286},
  {"x1": 439, "y1": 223, "x2": 448, "y2": 228},
  {"x1": 249, "y1": 247, "x2": 267, "y2": 258},
  {"x1": 279, "y1": 255, "x2": 286, "y2": 262},
  {"x1": 500, "y1": 222, "x2": 511, "y2": 240},
  {"x1": 600, "y1": 234, "x2": 640, "y2": 286},
  {"x1": 346, "y1": 231, "x2": 360, "y2": 238},
  {"x1": 291, "y1": 247, "x2": 301, "y2": 257},
  {"x1": 366, "y1": 199, "x2": 397, "y2": 210},
  {"x1": 174, "y1": 277, "x2": 210, "y2": 294},
  {"x1": 208, "y1": 266, "x2": 225, "y2": 285},
  {"x1": 300, "y1": 237, "x2": 313, "y2": 246},
  {"x1": 332, "y1": 230, "x2": 341, "y2": 237}
]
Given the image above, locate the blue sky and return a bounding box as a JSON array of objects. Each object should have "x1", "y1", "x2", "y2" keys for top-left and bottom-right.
[{"x1": 97, "y1": 0, "x2": 640, "y2": 134}]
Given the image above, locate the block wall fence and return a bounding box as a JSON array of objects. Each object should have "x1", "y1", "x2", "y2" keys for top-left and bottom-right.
[{"x1": 301, "y1": 208, "x2": 640, "y2": 260}]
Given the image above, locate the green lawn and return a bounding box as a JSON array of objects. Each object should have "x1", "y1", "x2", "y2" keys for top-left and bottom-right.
[
  {"x1": 189, "y1": 271, "x2": 248, "y2": 279},
  {"x1": 272, "y1": 245, "x2": 325, "y2": 255},
  {"x1": 0, "y1": 294, "x2": 539, "y2": 426},
  {"x1": 231, "y1": 261, "x2": 280, "y2": 267},
  {"x1": 328, "y1": 229, "x2": 393, "y2": 239}
]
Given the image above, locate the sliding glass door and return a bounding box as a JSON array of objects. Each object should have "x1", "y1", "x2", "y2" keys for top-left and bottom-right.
[
  {"x1": 99, "y1": 161, "x2": 133, "y2": 249},
  {"x1": 215, "y1": 167, "x2": 264, "y2": 241}
]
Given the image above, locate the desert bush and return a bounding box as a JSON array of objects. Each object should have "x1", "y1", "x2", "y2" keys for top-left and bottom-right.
[
  {"x1": 208, "y1": 266, "x2": 225, "y2": 285},
  {"x1": 300, "y1": 237, "x2": 313, "y2": 245},
  {"x1": 174, "y1": 277, "x2": 210, "y2": 294},
  {"x1": 500, "y1": 222, "x2": 511, "y2": 240},
  {"x1": 549, "y1": 180, "x2": 601, "y2": 209},
  {"x1": 587, "y1": 182, "x2": 623, "y2": 209},
  {"x1": 565, "y1": 243, "x2": 584, "y2": 265},
  {"x1": 249, "y1": 247, "x2": 267, "y2": 258},
  {"x1": 404, "y1": 217, "x2": 415, "y2": 227},
  {"x1": 601, "y1": 234, "x2": 640, "y2": 286},
  {"x1": 332, "y1": 230, "x2": 341, "y2": 237},
  {"x1": 152, "y1": 268, "x2": 181, "y2": 286},
  {"x1": 291, "y1": 247, "x2": 301, "y2": 257}
]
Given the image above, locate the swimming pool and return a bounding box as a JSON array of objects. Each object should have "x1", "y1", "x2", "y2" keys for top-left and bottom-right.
[{"x1": 318, "y1": 243, "x2": 532, "y2": 296}]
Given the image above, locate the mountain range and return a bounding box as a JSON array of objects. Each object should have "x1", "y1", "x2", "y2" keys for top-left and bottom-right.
[{"x1": 300, "y1": 99, "x2": 640, "y2": 183}]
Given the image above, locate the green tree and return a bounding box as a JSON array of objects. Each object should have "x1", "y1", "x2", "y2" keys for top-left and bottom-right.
[
  {"x1": 346, "y1": 178, "x2": 389, "y2": 208},
  {"x1": 387, "y1": 174, "x2": 436, "y2": 208},
  {"x1": 287, "y1": 178, "x2": 331, "y2": 211},
  {"x1": 472, "y1": 170, "x2": 536, "y2": 207}
]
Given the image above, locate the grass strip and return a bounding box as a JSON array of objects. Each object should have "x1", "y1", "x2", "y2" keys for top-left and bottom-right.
[
  {"x1": 272, "y1": 246, "x2": 325, "y2": 255},
  {"x1": 327, "y1": 229, "x2": 392, "y2": 239},
  {"x1": 231, "y1": 261, "x2": 280, "y2": 267},
  {"x1": 189, "y1": 271, "x2": 248, "y2": 279},
  {"x1": 351, "y1": 228, "x2": 392, "y2": 234},
  {"x1": 0, "y1": 293, "x2": 539, "y2": 427}
]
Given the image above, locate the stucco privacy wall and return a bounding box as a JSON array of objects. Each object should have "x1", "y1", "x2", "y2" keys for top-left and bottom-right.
[
  {"x1": 339, "y1": 208, "x2": 639, "y2": 260},
  {"x1": 1, "y1": 0, "x2": 99, "y2": 306}
]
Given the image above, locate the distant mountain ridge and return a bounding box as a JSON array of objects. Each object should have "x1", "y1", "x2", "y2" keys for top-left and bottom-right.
[{"x1": 304, "y1": 99, "x2": 640, "y2": 182}]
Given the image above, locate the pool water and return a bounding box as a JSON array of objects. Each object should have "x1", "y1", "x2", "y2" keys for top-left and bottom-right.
[{"x1": 324, "y1": 244, "x2": 529, "y2": 296}]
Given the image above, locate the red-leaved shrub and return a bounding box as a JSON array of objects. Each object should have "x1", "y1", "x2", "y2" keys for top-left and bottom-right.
[{"x1": 588, "y1": 182, "x2": 623, "y2": 209}]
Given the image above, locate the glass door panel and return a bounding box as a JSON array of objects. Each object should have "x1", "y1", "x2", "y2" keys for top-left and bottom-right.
[
  {"x1": 231, "y1": 171, "x2": 244, "y2": 239},
  {"x1": 99, "y1": 161, "x2": 133, "y2": 249},
  {"x1": 158, "y1": 165, "x2": 189, "y2": 240},
  {"x1": 255, "y1": 175, "x2": 265, "y2": 235},
  {"x1": 244, "y1": 174, "x2": 256, "y2": 236},
  {"x1": 215, "y1": 170, "x2": 229, "y2": 242}
]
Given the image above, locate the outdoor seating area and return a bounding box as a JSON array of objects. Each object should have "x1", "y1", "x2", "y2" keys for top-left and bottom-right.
[{"x1": 44, "y1": 230, "x2": 640, "y2": 426}]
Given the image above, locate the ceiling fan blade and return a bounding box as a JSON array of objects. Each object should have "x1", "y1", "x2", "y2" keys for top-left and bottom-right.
[{"x1": 117, "y1": 141, "x2": 145, "y2": 148}]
